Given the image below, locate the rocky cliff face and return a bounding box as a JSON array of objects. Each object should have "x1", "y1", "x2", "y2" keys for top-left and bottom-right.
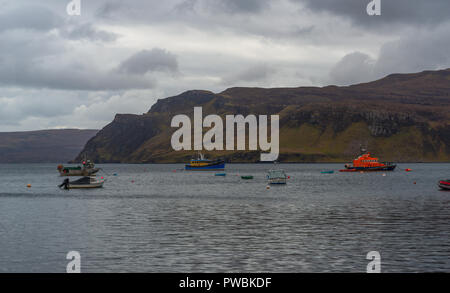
[{"x1": 75, "y1": 69, "x2": 450, "y2": 163}]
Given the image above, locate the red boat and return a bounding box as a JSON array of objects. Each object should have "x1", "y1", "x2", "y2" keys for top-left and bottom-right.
[
  {"x1": 439, "y1": 180, "x2": 450, "y2": 190},
  {"x1": 339, "y1": 148, "x2": 396, "y2": 172}
]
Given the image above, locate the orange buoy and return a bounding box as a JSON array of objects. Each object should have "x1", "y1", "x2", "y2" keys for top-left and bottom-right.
[
  {"x1": 27, "y1": 184, "x2": 31, "y2": 188},
  {"x1": 405, "y1": 168, "x2": 412, "y2": 172}
]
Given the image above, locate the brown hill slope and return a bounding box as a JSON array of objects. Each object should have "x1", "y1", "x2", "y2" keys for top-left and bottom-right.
[
  {"x1": 75, "y1": 69, "x2": 450, "y2": 163},
  {"x1": 0, "y1": 129, "x2": 98, "y2": 163}
]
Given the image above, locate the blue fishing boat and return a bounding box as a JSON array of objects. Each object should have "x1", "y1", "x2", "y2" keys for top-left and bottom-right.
[
  {"x1": 321, "y1": 170, "x2": 334, "y2": 174},
  {"x1": 215, "y1": 173, "x2": 227, "y2": 176},
  {"x1": 185, "y1": 153, "x2": 225, "y2": 171}
]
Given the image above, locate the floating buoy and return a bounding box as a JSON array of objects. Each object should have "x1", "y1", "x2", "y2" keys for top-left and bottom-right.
[
  {"x1": 405, "y1": 168, "x2": 412, "y2": 172},
  {"x1": 414, "y1": 181, "x2": 417, "y2": 184},
  {"x1": 266, "y1": 185, "x2": 270, "y2": 190},
  {"x1": 101, "y1": 177, "x2": 104, "y2": 179},
  {"x1": 288, "y1": 176, "x2": 291, "y2": 179},
  {"x1": 27, "y1": 184, "x2": 31, "y2": 188}
]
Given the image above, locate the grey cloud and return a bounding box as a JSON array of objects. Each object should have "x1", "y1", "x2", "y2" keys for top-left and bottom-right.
[
  {"x1": 0, "y1": 15, "x2": 166, "y2": 92},
  {"x1": 0, "y1": 33, "x2": 156, "y2": 91},
  {"x1": 95, "y1": 1, "x2": 128, "y2": 20},
  {"x1": 0, "y1": 5, "x2": 62, "y2": 32},
  {"x1": 95, "y1": 1, "x2": 178, "y2": 21},
  {"x1": 0, "y1": 63, "x2": 156, "y2": 91},
  {"x1": 330, "y1": 52, "x2": 376, "y2": 85},
  {"x1": 0, "y1": 3, "x2": 117, "y2": 42},
  {"x1": 173, "y1": 0, "x2": 198, "y2": 13},
  {"x1": 117, "y1": 49, "x2": 179, "y2": 75},
  {"x1": 221, "y1": 64, "x2": 276, "y2": 85},
  {"x1": 329, "y1": 24, "x2": 450, "y2": 85},
  {"x1": 0, "y1": 88, "x2": 161, "y2": 131},
  {"x1": 99, "y1": 0, "x2": 270, "y2": 16},
  {"x1": 206, "y1": 0, "x2": 271, "y2": 14},
  {"x1": 293, "y1": 25, "x2": 315, "y2": 36},
  {"x1": 93, "y1": 0, "x2": 309, "y2": 42},
  {"x1": 0, "y1": 89, "x2": 88, "y2": 126},
  {"x1": 296, "y1": 0, "x2": 450, "y2": 27},
  {"x1": 60, "y1": 23, "x2": 118, "y2": 42},
  {"x1": 97, "y1": 0, "x2": 270, "y2": 23},
  {"x1": 373, "y1": 27, "x2": 450, "y2": 75}
]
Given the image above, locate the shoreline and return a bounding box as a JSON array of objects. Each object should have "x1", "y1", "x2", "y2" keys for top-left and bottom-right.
[{"x1": 1, "y1": 161, "x2": 450, "y2": 165}]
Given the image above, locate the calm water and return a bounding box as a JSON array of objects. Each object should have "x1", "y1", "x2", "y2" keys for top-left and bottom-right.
[{"x1": 0, "y1": 163, "x2": 449, "y2": 273}]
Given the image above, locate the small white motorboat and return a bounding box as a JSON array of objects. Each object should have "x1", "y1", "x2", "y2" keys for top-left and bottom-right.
[
  {"x1": 59, "y1": 176, "x2": 105, "y2": 189},
  {"x1": 267, "y1": 169, "x2": 287, "y2": 185}
]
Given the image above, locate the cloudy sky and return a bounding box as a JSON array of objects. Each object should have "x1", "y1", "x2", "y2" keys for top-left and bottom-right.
[{"x1": 1, "y1": 0, "x2": 449, "y2": 131}]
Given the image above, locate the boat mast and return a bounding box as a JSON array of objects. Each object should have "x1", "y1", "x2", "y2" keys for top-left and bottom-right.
[
  {"x1": 360, "y1": 144, "x2": 367, "y2": 155},
  {"x1": 197, "y1": 151, "x2": 205, "y2": 160}
]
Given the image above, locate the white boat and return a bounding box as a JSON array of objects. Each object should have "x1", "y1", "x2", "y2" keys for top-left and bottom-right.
[
  {"x1": 267, "y1": 169, "x2": 287, "y2": 185},
  {"x1": 59, "y1": 176, "x2": 105, "y2": 189}
]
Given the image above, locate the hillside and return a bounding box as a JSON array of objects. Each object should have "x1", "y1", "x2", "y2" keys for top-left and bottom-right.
[
  {"x1": 75, "y1": 69, "x2": 450, "y2": 163},
  {"x1": 0, "y1": 129, "x2": 98, "y2": 163}
]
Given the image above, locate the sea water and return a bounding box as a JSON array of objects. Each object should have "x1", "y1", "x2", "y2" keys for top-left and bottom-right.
[{"x1": 0, "y1": 163, "x2": 448, "y2": 272}]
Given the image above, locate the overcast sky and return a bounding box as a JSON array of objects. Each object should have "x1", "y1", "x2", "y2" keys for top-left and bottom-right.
[{"x1": 1, "y1": 0, "x2": 449, "y2": 131}]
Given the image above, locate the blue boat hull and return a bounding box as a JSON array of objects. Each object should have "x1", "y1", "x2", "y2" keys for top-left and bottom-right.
[{"x1": 185, "y1": 162, "x2": 225, "y2": 171}]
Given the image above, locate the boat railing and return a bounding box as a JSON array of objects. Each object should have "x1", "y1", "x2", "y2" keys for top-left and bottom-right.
[{"x1": 268, "y1": 170, "x2": 286, "y2": 179}]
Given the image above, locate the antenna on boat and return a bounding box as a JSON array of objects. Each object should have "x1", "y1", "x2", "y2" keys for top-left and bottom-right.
[
  {"x1": 197, "y1": 151, "x2": 205, "y2": 160},
  {"x1": 360, "y1": 144, "x2": 367, "y2": 154}
]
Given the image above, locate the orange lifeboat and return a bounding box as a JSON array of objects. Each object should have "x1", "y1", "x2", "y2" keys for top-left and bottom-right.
[{"x1": 340, "y1": 151, "x2": 396, "y2": 172}]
